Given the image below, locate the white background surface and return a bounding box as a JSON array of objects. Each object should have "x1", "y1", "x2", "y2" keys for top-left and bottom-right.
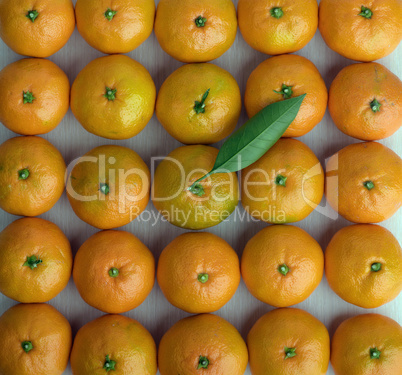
[{"x1": 0, "y1": 1, "x2": 401, "y2": 374}]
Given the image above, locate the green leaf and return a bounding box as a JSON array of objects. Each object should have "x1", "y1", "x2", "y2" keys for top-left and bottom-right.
[{"x1": 188, "y1": 94, "x2": 306, "y2": 194}]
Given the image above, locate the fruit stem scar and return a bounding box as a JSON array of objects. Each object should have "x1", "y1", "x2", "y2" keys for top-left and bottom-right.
[
  {"x1": 188, "y1": 182, "x2": 205, "y2": 197},
  {"x1": 100, "y1": 183, "x2": 110, "y2": 195},
  {"x1": 195, "y1": 16, "x2": 207, "y2": 27},
  {"x1": 371, "y1": 262, "x2": 382, "y2": 272},
  {"x1": 198, "y1": 273, "x2": 209, "y2": 283},
  {"x1": 275, "y1": 175, "x2": 287, "y2": 187},
  {"x1": 370, "y1": 99, "x2": 381, "y2": 113},
  {"x1": 194, "y1": 88, "x2": 210, "y2": 114},
  {"x1": 23, "y1": 91, "x2": 35, "y2": 104},
  {"x1": 109, "y1": 267, "x2": 119, "y2": 277},
  {"x1": 18, "y1": 168, "x2": 30, "y2": 180},
  {"x1": 104, "y1": 87, "x2": 117, "y2": 101},
  {"x1": 359, "y1": 6, "x2": 373, "y2": 19},
  {"x1": 103, "y1": 355, "x2": 116, "y2": 371},
  {"x1": 22, "y1": 341, "x2": 33, "y2": 353},
  {"x1": 274, "y1": 84, "x2": 293, "y2": 99},
  {"x1": 271, "y1": 7, "x2": 284, "y2": 18},
  {"x1": 197, "y1": 356, "x2": 210, "y2": 369},
  {"x1": 104, "y1": 8, "x2": 117, "y2": 21},
  {"x1": 284, "y1": 346, "x2": 296, "y2": 359},
  {"x1": 370, "y1": 347, "x2": 381, "y2": 359},
  {"x1": 23, "y1": 255, "x2": 43, "y2": 270},
  {"x1": 26, "y1": 10, "x2": 39, "y2": 22},
  {"x1": 363, "y1": 180, "x2": 374, "y2": 190},
  {"x1": 278, "y1": 264, "x2": 289, "y2": 276}
]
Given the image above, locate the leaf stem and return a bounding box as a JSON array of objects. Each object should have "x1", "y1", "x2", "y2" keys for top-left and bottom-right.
[
  {"x1": 23, "y1": 255, "x2": 42, "y2": 270},
  {"x1": 104, "y1": 87, "x2": 117, "y2": 101},
  {"x1": 370, "y1": 99, "x2": 381, "y2": 113},
  {"x1": 359, "y1": 6, "x2": 373, "y2": 19},
  {"x1": 274, "y1": 84, "x2": 293, "y2": 99},
  {"x1": 22, "y1": 341, "x2": 33, "y2": 353},
  {"x1": 105, "y1": 8, "x2": 117, "y2": 21},
  {"x1": 271, "y1": 7, "x2": 284, "y2": 18},
  {"x1": 26, "y1": 10, "x2": 39, "y2": 22},
  {"x1": 23, "y1": 91, "x2": 35, "y2": 104},
  {"x1": 194, "y1": 89, "x2": 210, "y2": 114},
  {"x1": 284, "y1": 347, "x2": 296, "y2": 359},
  {"x1": 187, "y1": 171, "x2": 212, "y2": 196},
  {"x1": 103, "y1": 355, "x2": 116, "y2": 371},
  {"x1": 195, "y1": 16, "x2": 207, "y2": 27},
  {"x1": 197, "y1": 356, "x2": 209, "y2": 369}
]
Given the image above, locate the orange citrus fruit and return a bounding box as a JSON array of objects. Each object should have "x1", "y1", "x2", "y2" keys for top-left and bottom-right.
[
  {"x1": 325, "y1": 224, "x2": 402, "y2": 309},
  {"x1": 331, "y1": 313, "x2": 402, "y2": 375},
  {"x1": 156, "y1": 63, "x2": 241, "y2": 144},
  {"x1": 0, "y1": 58, "x2": 70, "y2": 135},
  {"x1": 245, "y1": 54, "x2": 328, "y2": 137},
  {"x1": 154, "y1": 0, "x2": 237, "y2": 63},
  {"x1": 247, "y1": 308, "x2": 330, "y2": 375},
  {"x1": 319, "y1": 0, "x2": 402, "y2": 62},
  {"x1": 0, "y1": 136, "x2": 66, "y2": 216},
  {"x1": 241, "y1": 225, "x2": 324, "y2": 307},
  {"x1": 157, "y1": 232, "x2": 240, "y2": 313},
  {"x1": 0, "y1": 0, "x2": 75, "y2": 57},
  {"x1": 73, "y1": 230, "x2": 155, "y2": 314},
  {"x1": 329, "y1": 62, "x2": 402, "y2": 141},
  {"x1": 0, "y1": 303, "x2": 72, "y2": 375},
  {"x1": 67, "y1": 145, "x2": 150, "y2": 229},
  {"x1": 75, "y1": 0, "x2": 155, "y2": 54},
  {"x1": 0, "y1": 218, "x2": 72, "y2": 303},
  {"x1": 152, "y1": 145, "x2": 239, "y2": 229},
  {"x1": 158, "y1": 313, "x2": 248, "y2": 375},
  {"x1": 325, "y1": 142, "x2": 402, "y2": 223},
  {"x1": 70, "y1": 54, "x2": 156, "y2": 140},
  {"x1": 241, "y1": 138, "x2": 324, "y2": 224},
  {"x1": 238, "y1": 0, "x2": 318, "y2": 55},
  {"x1": 70, "y1": 314, "x2": 157, "y2": 375}
]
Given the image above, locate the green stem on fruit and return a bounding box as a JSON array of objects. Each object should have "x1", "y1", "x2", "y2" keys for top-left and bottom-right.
[
  {"x1": 104, "y1": 87, "x2": 117, "y2": 101},
  {"x1": 370, "y1": 347, "x2": 381, "y2": 359},
  {"x1": 26, "y1": 10, "x2": 39, "y2": 22},
  {"x1": 104, "y1": 8, "x2": 117, "y2": 21},
  {"x1": 198, "y1": 273, "x2": 209, "y2": 283},
  {"x1": 22, "y1": 341, "x2": 33, "y2": 353},
  {"x1": 18, "y1": 168, "x2": 30, "y2": 180},
  {"x1": 274, "y1": 84, "x2": 293, "y2": 99},
  {"x1": 109, "y1": 267, "x2": 119, "y2": 277},
  {"x1": 197, "y1": 356, "x2": 210, "y2": 369},
  {"x1": 363, "y1": 181, "x2": 374, "y2": 190},
  {"x1": 23, "y1": 91, "x2": 35, "y2": 104},
  {"x1": 194, "y1": 89, "x2": 210, "y2": 114},
  {"x1": 23, "y1": 255, "x2": 42, "y2": 270},
  {"x1": 370, "y1": 99, "x2": 381, "y2": 113},
  {"x1": 188, "y1": 182, "x2": 206, "y2": 197},
  {"x1": 103, "y1": 355, "x2": 116, "y2": 371},
  {"x1": 195, "y1": 16, "x2": 207, "y2": 27},
  {"x1": 359, "y1": 6, "x2": 373, "y2": 19},
  {"x1": 275, "y1": 175, "x2": 287, "y2": 187},
  {"x1": 100, "y1": 183, "x2": 110, "y2": 195},
  {"x1": 271, "y1": 7, "x2": 284, "y2": 19},
  {"x1": 284, "y1": 347, "x2": 296, "y2": 359},
  {"x1": 278, "y1": 264, "x2": 289, "y2": 276},
  {"x1": 371, "y1": 263, "x2": 382, "y2": 272}
]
